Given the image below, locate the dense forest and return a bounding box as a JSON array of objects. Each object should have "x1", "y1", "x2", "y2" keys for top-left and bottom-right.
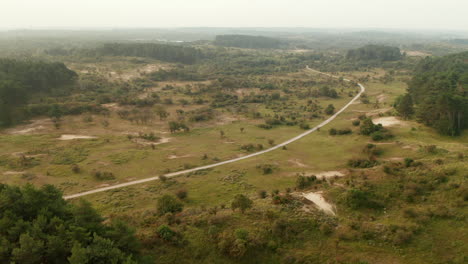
[
  {"x1": 346, "y1": 44, "x2": 403, "y2": 61},
  {"x1": 397, "y1": 51, "x2": 468, "y2": 136},
  {"x1": 91, "y1": 43, "x2": 204, "y2": 64},
  {"x1": 214, "y1": 35, "x2": 284, "y2": 49},
  {"x1": 0, "y1": 184, "x2": 149, "y2": 264},
  {"x1": 0, "y1": 59, "x2": 76, "y2": 127}
]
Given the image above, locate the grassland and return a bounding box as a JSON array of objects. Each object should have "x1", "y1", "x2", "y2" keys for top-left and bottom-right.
[{"x1": 0, "y1": 56, "x2": 466, "y2": 264}]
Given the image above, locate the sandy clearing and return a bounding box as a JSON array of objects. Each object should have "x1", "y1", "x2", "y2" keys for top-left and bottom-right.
[
  {"x1": 3, "y1": 171, "x2": 26, "y2": 175},
  {"x1": 373, "y1": 116, "x2": 403, "y2": 127},
  {"x1": 377, "y1": 94, "x2": 386, "y2": 103},
  {"x1": 6, "y1": 119, "x2": 52, "y2": 135},
  {"x1": 168, "y1": 154, "x2": 192, "y2": 160},
  {"x1": 59, "y1": 135, "x2": 97, "y2": 140},
  {"x1": 288, "y1": 159, "x2": 308, "y2": 167},
  {"x1": 133, "y1": 137, "x2": 171, "y2": 146},
  {"x1": 303, "y1": 191, "x2": 336, "y2": 215},
  {"x1": 314, "y1": 171, "x2": 345, "y2": 179}
]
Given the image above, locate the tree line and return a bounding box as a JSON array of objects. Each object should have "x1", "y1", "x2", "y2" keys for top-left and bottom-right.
[
  {"x1": 346, "y1": 44, "x2": 403, "y2": 62},
  {"x1": 396, "y1": 51, "x2": 468, "y2": 136},
  {"x1": 213, "y1": 35, "x2": 285, "y2": 49},
  {"x1": 0, "y1": 59, "x2": 77, "y2": 127}
]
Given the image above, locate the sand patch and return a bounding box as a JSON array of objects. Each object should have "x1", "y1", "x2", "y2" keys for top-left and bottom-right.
[
  {"x1": 6, "y1": 119, "x2": 51, "y2": 135},
  {"x1": 314, "y1": 171, "x2": 345, "y2": 180},
  {"x1": 373, "y1": 116, "x2": 403, "y2": 127},
  {"x1": 168, "y1": 154, "x2": 191, "y2": 159},
  {"x1": 377, "y1": 94, "x2": 386, "y2": 103},
  {"x1": 59, "y1": 135, "x2": 97, "y2": 140},
  {"x1": 3, "y1": 171, "x2": 26, "y2": 175},
  {"x1": 288, "y1": 159, "x2": 308, "y2": 167},
  {"x1": 303, "y1": 192, "x2": 336, "y2": 215},
  {"x1": 404, "y1": 50, "x2": 431, "y2": 57},
  {"x1": 385, "y1": 157, "x2": 404, "y2": 162}
]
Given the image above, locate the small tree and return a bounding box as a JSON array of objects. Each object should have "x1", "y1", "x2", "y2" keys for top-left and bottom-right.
[
  {"x1": 325, "y1": 104, "x2": 335, "y2": 115},
  {"x1": 231, "y1": 194, "x2": 253, "y2": 214},
  {"x1": 157, "y1": 194, "x2": 183, "y2": 215},
  {"x1": 395, "y1": 94, "x2": 414, "y2": 119}
]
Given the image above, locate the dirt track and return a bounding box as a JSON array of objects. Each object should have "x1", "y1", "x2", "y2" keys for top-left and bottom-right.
[{"x1": 64, "y1": 68, "x2": 365, "y2": 200}]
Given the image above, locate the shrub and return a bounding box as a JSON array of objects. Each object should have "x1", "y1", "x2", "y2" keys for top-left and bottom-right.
[
  {"x1": 93, "y1": 170, "x2": 115, "y2": 180},
  {"x1": 176, "y1": 189, "x2": 188, "y2": 200},
  {"x1": 345, "y1": 189, "x2": 384, "y2": 210},
  {"x1": 296, "y1": 175, "x2": 317, "y2": 189},
  {"x1": 258, "y1": 190, "x2": 267, "y2": 199},
  {"x1": 347, "y1": 158, "x2": 378, "y2": 168},
  {"x1": 157, "y1": 194, "x2": 183, "y2": 215},
  {"x1": 352, "y1": 120, "x2": 361, "y2": 126},
  {"x1": 157, "y1": 225, "x2": 177, "y2": 242},
  {"x1": 231, "y1": 194, "x2": 253, "y2": 214}
]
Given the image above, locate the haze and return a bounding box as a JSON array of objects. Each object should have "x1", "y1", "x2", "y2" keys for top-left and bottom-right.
[{"x1": 1, "y1": 0, "x2": 468, "y2": 31}]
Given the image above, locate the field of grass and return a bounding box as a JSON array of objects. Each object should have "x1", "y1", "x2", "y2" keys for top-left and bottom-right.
[{"x1": 1, "y1": 62, "x2": 466, "y2": 263}]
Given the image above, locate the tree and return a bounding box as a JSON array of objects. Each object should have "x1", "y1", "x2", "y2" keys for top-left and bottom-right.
[
  {"x1": 0, "y1": 184, "x2": 142, "y2": 263},
  {"x1": 11, "y1": 233, "x2": 44, "y2": 264},
  {"x1": 157, "y1": 194, "x2": 183, "y2": 215},
  {"x1": 325, "y1": 104, "x2": 335, "y2": 115},
  {"x1": 154, "y1": 105, "x2": 169, "y2": 120},
  {"x1": 360, "y1": 118, "x2": 380, "y2": 135},
  {"x1": 231, "y1": 194, "x2": 253, "y2": 214},
  {"x1": 395, "y1": 94, "x2": 414, "y2": 119}
]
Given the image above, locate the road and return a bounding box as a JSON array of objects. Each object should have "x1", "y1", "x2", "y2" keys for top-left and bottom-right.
[{"x1": 64, "y1": 69, "x2": 365, "y2": 200}]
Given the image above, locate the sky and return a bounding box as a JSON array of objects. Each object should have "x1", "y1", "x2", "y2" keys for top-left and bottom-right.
[{"x1": 1, "y1": 0, "x2": 468, "y2": 31}]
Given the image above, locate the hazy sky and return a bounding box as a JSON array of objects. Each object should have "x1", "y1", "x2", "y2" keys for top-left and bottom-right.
[{"x1": 2, "y1": 0, "x2": 468, "y2": 30}]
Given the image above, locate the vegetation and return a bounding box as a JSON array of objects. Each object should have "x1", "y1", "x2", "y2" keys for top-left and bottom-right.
[
  {"x1": 214, "y1": 35, "x2": 284, "y2": 49},
  {"x1": 346, "y1": 44, "x2": 403, "y2": 62},
  {"x1": 0, "y1": 184, "x2": 146, "y2": 263},
  {"x1": 404, "y1": 51, "x2": 468, "y2": 135}
]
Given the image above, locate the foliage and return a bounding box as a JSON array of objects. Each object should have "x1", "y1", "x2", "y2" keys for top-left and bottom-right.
[
  {"x1": 157, "y1": 194, "x2": 183, "y2": 215},
  {"x1": 0, "y1": 184, "x2": 142, "y2": 263},
  {"x1": 214, "y1": 35, "x2": 284, "y2": 49},
  {"x1": 231, "y1": 194, "x2": 253, "y2": 214},
  {"x1": 406, "y1": 51, "x2": 468, "y2": 136},
  {"x1": 346, "y1": 45, "x2": 402, "y2": 62},
  {"x1": 93, "y1": 43, "x2": 204, "y2": 64},
  {"x1": 0, "y1": 59, "x2": 76, "y2": 126}
]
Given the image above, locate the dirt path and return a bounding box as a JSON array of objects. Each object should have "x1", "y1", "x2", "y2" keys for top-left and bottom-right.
[{"x1": 64, "y1": 68, "x2": 366, "y2": 200}]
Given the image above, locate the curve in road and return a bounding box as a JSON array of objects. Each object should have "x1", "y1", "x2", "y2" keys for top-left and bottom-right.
[{"x1": 64, "y1": 69, "x2": 365, "y2": 199}]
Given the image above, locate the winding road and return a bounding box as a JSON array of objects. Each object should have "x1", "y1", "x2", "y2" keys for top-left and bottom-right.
[{"x1": 64, "y1": 68, "x2": 365, "y2": 200}]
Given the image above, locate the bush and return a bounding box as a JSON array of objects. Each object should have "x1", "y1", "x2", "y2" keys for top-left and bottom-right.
[
  {"x1": 157, "y1": 195, "x2": 183, "y2": 215},
  {"x1": 345, "y1": 189, "x2": 384, "y2": 210},
  {"x1": 347, "y1": 158, "x2": 378, "y2": 168},
  {"x1": 352, "y1": 120, "x2": 361, "y2": 126},
  {"x1": 176, "y1": 189, "x2": 188, "y2": 200},
  {"x1": 296, "y1": 175, "x2": 317, "y2": 189},
  {"x1": 258, "y1": 190, "x2": 267, "y2": 199},
  {"x1": 231, "y1": 194, "x2": 253, "y2": 214},
  {"x1": 93, "y1": 170, "x2": 115, "y2": 180}
]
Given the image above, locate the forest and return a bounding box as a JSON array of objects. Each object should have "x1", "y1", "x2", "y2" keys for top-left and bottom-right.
[
  {"x1": 346, "y1": 44, "x2": 403, "y2": 62},
  {"x1": 214, "y1": 35, "x2": 284, "y2": 49},
  {"x1": 397, "y1": 51, "x2": 468, "y2": 135},
  {"x1": 0, "y1": 59, "x2": 77, "y2": 126}
]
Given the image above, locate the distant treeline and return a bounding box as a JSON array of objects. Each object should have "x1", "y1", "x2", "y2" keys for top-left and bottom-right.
[
  {"x1": 346, "y1": 44, "x2": 403, "y2": 61},
  {"x1": 396, "y1": 51, "x2": 468, "y2": 136},
  {"x1": 47, "y1": 43, "x2": 205, "y2": 64},
  {"x1": 214, "y1": 35, "x2": 284, "y2": 49},
  {"x1": 0, "y1": 59, "x2": 77, "y2": 126}
]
